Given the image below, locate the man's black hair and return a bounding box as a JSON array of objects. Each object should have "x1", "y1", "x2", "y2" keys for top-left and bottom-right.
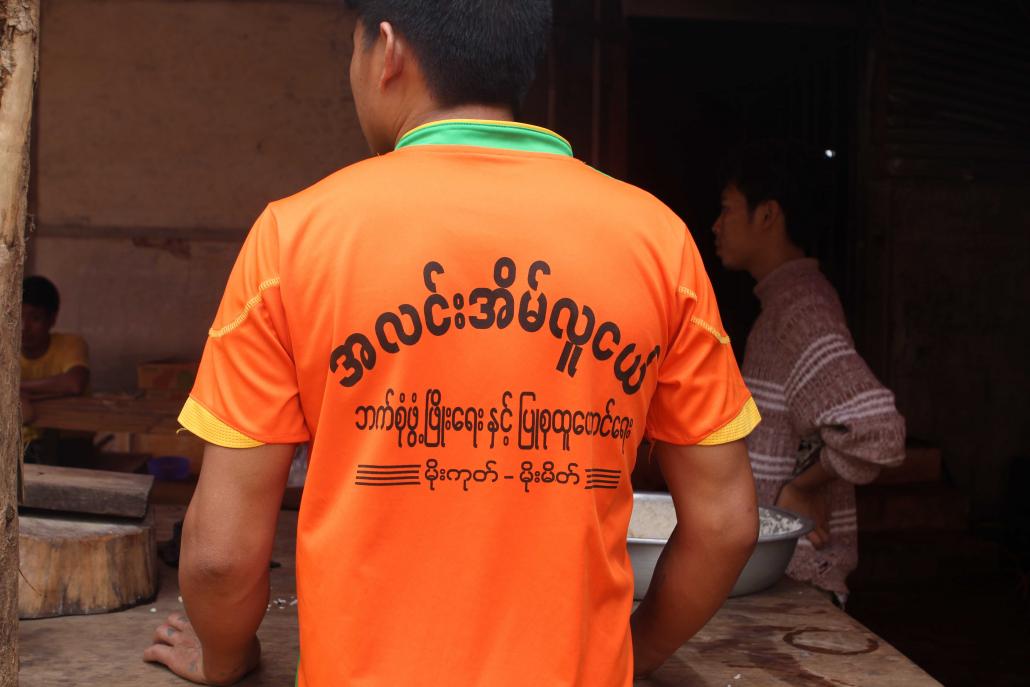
[
  {"x1": 719, "y1": 141, "x2": 826, "y2": 255},
  {"x1": 344, "y1": 0, "x2": 552, "y2": 110},
  {"x1": 23, "y1": 275, "x2": 60, "y2": 317}
]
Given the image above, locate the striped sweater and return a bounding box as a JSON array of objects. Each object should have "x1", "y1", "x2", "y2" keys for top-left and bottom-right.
[{"x1": 743, "y1": 258, "x2": 906, "y2": 594}]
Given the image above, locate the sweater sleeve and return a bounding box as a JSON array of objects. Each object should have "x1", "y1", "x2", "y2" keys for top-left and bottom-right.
[{"x1": 781, "y1": 310, "x2": 906, "y2": 485}]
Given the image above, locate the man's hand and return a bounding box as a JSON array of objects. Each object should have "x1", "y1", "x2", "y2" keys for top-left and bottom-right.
[
  {"x1": 145, "y1": 612, "x2": 260, "y2": 686},
  {"x1": 776, "y1": 461, "x2": 835, "y2": 549},
  {"x1": 776, "y1": 481, "x2": 830, "y2": 548}
]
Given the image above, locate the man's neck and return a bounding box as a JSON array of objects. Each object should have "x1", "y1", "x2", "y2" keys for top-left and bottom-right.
[
  {"x1": 748, "y1": 243, "x2": 807, "y2": 283},
  {"x1": 393, "y1": 104, "x2": 515, "y2": 148}
]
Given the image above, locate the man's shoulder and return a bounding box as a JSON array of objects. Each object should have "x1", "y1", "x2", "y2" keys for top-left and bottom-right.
[
  {"x1": 767, "y1": 285, "x2": 851, "y2": 352},
  {"x1": 552, "y1": 165, "x2": 690, "y2": 245},
  {"x1": 268, "y1": 151, "x2": 685, "y2": 236},
  {"x1": 563, "y1": 162, "x2": 683, "y2": 219}
]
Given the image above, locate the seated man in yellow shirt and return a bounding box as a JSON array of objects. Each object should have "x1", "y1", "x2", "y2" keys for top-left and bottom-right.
[{"x1": 21, "y1": 276, "x2": 90, "y2": 400}]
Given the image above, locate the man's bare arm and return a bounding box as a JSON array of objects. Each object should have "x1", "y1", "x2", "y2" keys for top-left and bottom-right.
[
  {"x1": 144, "y1": 442, "x2": 294, "y2": 686},
  {"x1": 21, "y1": 365, "x2": 90, "y2": 398},
  {"x1": 630, "y1": 439, "x2": 758, "y2": 676}
]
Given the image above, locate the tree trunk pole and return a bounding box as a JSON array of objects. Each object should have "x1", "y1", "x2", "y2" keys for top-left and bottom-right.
[{"x1": 0, "y1": 0, "x2": 40, "y2": 684}]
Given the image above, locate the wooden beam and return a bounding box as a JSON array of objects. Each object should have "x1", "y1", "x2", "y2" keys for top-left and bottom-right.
[
  {"x1": 0, "y1": 0, "x2": 41, "y2": 682},
  {"x1": 35, "y1": 223, "x2": 247, "y2": 243},
  {"x1": 19, "y1": 465, "x2": 155, "y2": 519},
  {"x1": 622, "y1": 0, "x2": 859, "y2": 27},
  {"x1": 58, "y1": 0, "x2": 339, "y2": 4}
]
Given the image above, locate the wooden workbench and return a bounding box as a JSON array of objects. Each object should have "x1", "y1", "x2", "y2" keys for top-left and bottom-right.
[
  {"x1": 29, "y1": 394, "x2": 205, "y2": 471},
  {"x1": 30, "y1": 394, "x2": 185, "y2": 435},
  {"x1": 18, "y1": 507, "x2": 941, "y2": 686}
]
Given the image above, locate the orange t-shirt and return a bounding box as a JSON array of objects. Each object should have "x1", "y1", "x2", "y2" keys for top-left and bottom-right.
[{"x1": 180, "y1": 120, "x2": 759, "y2": 687}]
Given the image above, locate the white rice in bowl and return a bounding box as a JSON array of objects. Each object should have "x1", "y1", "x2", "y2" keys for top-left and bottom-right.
[{"x1": 627, "y1": 499, "x2": 805, "y2": 542}]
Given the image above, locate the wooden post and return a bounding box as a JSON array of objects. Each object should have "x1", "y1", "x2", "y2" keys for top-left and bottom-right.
[{"x1": 0, "y1": 0, "x2": 40, "y2": 684}]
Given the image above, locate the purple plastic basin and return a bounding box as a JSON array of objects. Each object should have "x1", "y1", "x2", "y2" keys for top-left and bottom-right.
[{"x1": 147, "y1": 455, "x2": 191, "y2": 482}]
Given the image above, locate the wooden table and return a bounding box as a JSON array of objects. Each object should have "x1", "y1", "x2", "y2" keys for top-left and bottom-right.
[
  {"x1": 30, "y1": 394, "x2": 186, "y2": 435},
  {"x1": 643, "y1": 588, "x2": 940, "y2": 687},
  {"x1": 29, "y1": 394, "x2": 205, "y2": 470},
  {"x1": 18, "y1": 507, "x2": 941, "y2": 686}
]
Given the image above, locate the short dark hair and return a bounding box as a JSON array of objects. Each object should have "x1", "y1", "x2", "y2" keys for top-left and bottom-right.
[
  {"x1": 719, "y1": 141, "x2": 825, "y2": 255},
  {"x1": 23, "y1": 276, "x2": 60, "y2": 316},
  {"x1": 344, "y1": 0, "x2": 552, "y2": 110}
]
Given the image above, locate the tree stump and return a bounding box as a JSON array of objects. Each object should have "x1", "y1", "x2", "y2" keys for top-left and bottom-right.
[
  {"x1": 18, "y1": 510, "x2": 157, "y2": 619},
  {"x1": 1, "y1": 0, "x2": 42, "y2": 681}
]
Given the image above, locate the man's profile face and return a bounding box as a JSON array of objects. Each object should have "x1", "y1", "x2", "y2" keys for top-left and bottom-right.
[
  {"x1": 712, "y1": 184, "x2": 761, "y2": 272},
  {"x1": 21, "y1": 303, "x2": 55, "y2": 353}
]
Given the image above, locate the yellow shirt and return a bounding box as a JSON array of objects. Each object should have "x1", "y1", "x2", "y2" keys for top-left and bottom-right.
[{"x1": 21, "y1": 333, "x2": 89, "y2": 380}]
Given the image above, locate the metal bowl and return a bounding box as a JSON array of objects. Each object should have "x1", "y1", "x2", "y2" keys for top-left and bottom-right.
[{"x1": 627, "y1": 492, "x2": 815, "y2": 599}]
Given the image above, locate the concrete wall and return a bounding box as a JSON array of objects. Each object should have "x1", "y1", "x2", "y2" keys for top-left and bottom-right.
[{"x1": 29, "y1": 0, "x2": 366, "y2": 390}]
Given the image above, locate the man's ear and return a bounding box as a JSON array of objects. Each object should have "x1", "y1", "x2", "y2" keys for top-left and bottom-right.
[
  {"x1": 378, "y1": 21, "x2": 405, "y2": 89},
  {"x1": 755, "y1": 199, "x2": 783, "y2": 232}
]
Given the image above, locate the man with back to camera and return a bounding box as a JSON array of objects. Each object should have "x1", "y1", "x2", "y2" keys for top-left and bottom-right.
[
  {"x1": 712, "y1": 142, "x2": 905, "y2": 606},
  {"x1": 144, "y1": 3, "x2": 760, "y2": 684}
]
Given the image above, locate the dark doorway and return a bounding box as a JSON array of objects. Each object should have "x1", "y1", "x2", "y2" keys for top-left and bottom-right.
[{"x1": 625, "y1": 18, "x2": 863, "y2": 358}]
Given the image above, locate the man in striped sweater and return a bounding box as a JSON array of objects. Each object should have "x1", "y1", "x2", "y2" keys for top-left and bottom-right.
[{"x1": 712, "y1": 142, "x2": 906, "y2": 603}]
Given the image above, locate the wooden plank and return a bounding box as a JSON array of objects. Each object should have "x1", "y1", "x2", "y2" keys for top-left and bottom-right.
[
  {"x1": 622, "y1": 0, "x2": 860, "y2": 26},
  {"x1": 90, "y1": 452, "x2": 151, "y2": 475},
  {"x1": 31, "y1": 395, "x2": 185, "y2": 435},
  {"x1": 19, "y1": 465, "x2": 154, "y2": 519},
  {"x1": 874, "y1": 445, "x2": 943, "y2": 485},
  {"x1": 37, "y1": 222, "x2": 247, "y2": 243}
]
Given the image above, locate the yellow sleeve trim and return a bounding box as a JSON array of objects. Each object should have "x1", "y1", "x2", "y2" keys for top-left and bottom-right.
[
  {"x1": 208, "y1": 277, "x2": 281, "y2": 339},
  {"x1": 178, "y1": 397, "x2": 265, "y2": 449},
  {"x1": 690, "y1": 316, "x2": 731, "y2": 345},
  {"x1": 699, "y1": 397, "x2": 762, "y2": 446},
  {"x1": 678, "y1": 286, "x2": 729, "y2": 344}
]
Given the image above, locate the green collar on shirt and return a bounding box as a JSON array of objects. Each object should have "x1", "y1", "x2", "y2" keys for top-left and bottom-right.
[{"x1": 395, "y1": 119, "x2": 574, "y2": 157}]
